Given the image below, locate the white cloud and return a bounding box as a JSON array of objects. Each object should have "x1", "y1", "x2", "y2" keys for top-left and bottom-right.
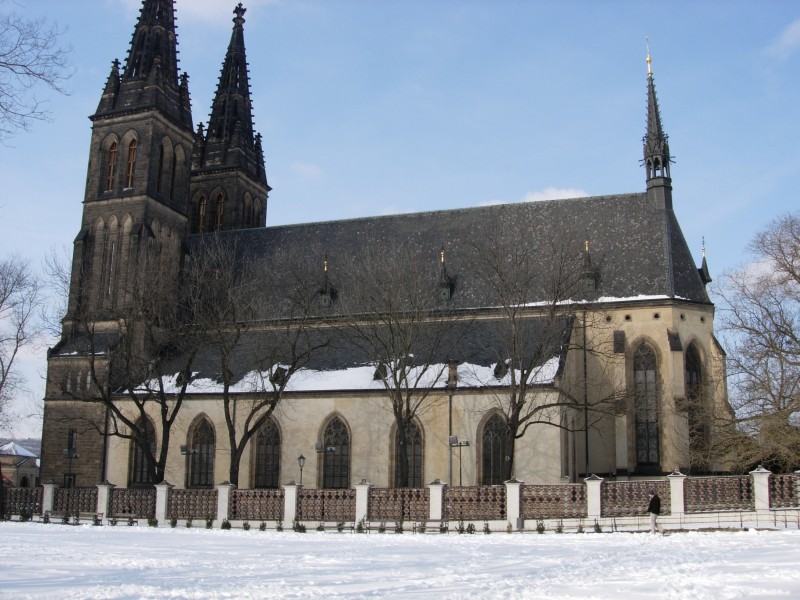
[
  {"x1": 480, "y1": 186, "x2": 588, "y2": 207},
  {"x1": 765, "y1": 18, "x2": 800, "y2": 60},
  {"x1": 290, "y1": 162, "x2": 323, "y2": 179}
]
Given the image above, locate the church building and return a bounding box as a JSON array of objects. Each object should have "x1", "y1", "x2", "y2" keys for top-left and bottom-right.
[{"x1": 40, "y1": 0, "x2": 730, "y2": 491}]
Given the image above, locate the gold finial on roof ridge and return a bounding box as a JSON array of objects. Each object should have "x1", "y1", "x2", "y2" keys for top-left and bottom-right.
[{"x1": 646, "y1": 37, "x2": 653, "y2": 77}]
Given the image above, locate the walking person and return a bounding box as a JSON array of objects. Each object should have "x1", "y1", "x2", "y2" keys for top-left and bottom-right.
[{"x1": 647, "y1": 490, "x2": 661, "y2": 534}]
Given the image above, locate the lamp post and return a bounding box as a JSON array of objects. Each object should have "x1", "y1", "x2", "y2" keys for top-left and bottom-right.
[
  {"x1": 448, "y1": 436, "x2": 470, "y2": 487},
  {"x1": 62, "y1": 448, "x2": 78, "y2": 489},
  {"x1": 298, "y1": 454, "x2": 306, "y2": 486}
]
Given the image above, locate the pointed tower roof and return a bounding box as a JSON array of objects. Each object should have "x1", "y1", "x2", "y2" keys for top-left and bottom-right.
[
  {"x1": 93, "y1": 0, "x2": 192, "y2": 130},
  {"x1": 197, "y1": 3, "x2": 266, "y2": 185},
  {"x1": 642, "y1": 45, "x2": 673, "y2": 210}
]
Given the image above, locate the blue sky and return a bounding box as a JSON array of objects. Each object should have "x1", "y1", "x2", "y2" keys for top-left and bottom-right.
[{"x1": 1, "y1": 0, "x2": 799, "y2": 437}]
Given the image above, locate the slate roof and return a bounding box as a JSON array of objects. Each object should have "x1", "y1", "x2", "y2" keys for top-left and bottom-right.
[{"x1": 192, "y1": 192, "x2": 710, "y2": 321}]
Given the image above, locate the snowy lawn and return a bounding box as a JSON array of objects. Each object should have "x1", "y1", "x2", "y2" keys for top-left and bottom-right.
[{"x1": 1, "y1": 523, "x2": 799, "y2": 599}]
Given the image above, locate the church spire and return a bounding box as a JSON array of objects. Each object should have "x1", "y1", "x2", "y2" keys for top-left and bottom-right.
[
  {"x1": 123, "y1": 0, "x2": 179, "y2": 87},
  {"x1": 643, "y1": 44, "x2": 673, "y2": 210},
  {"x1": 198, "y1": 3, "x2": 266, "y2": 185}
]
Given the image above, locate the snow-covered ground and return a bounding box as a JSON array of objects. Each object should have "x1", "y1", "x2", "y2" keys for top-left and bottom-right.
[{"x1": 2, "y1": 523, "x2": 799, "y2": 599}]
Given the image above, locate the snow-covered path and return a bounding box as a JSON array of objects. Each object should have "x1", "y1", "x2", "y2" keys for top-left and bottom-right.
[{"x1": 1, "y1": 523, "x2": 799, "y2": 599}]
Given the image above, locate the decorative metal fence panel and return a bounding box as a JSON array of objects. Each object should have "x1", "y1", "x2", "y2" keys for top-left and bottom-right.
[
  {"x1": 53, "y1": 487, "x2": 98, "y2": 513},
  {"x1": 2, "y1": 487, "x2": 43, "y2": 516},
  {"x1": 167, "y1": 489, "x2": 217, "y2": 519},
  {"x1": 230, "y1": 489, "x2": 284, "y2": 521},
  {"x1": 444, "y1": 486, "x2": 506, "y2": 521},
  {"x1": 521, "y1": 484, "x2": 587, "y2": 519},
  {"x1": 109, "y1": 488, "x2": 156, "y2": 517},
  {"x1": 297, "y1": 489, "x2": 356, "y2": 522},
  {"x1": 685, "y1": 476, "x2": 753, "y2": 512},
  {"x1": 769, "y1": 474, "x2": 799, "y2": 509},
  {"x1": 601, "y1": 480, "x2": 670, "y2": 517},
  {"x1": 367, "y1": 488, "x2": 429, "y2": 522}
]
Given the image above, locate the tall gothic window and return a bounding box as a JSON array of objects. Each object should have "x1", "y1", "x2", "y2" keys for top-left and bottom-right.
[
  {"x1": 322, "y1": 417, "x2": 350, "y2": 489},
  {"x1": 482, "y1": 414, "x2": 507, "y2": 485},
  {"x1": 130, "y1": 418, "x2": 156, "y2": 488},
  {"x1": 125, "y1": 139, "x2": 137, "y2": 188},
  {"x1": 156, "y1": 144, "x2": 165, "y2": 193},
  {"x1": 254, "y1": 419, "x2": 281, "y2": 489},
  {"x1": 197, "y1": 197, "x2": 207, "y2": 233},
  {"x1": 394, "y1": 421, "x2": 423, "y2": 488},
  {"x1": 105, "y1": 142, "x2": 118, "y2": 191},
  {"x1": 634, "y1": 344, "x2": 660, "y2": 466},
  {"x1": 188, "y1": 419, "x2": 215, "y2": 488},
  {"x1": 685, "y1": 343, "x2": 707, "y2": 465},
  {"x1": 214, "y1": 194, "x2": 224, "y2": 231}
]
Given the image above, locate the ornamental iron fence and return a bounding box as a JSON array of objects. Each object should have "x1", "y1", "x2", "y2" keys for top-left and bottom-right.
[
  {"x1": 685, "y1": 475, "x2": 753, "y2": 512},
  {"x1": 167, "y1": 488, "x2": 217, "y2": 519},
  {"x1": 230, "y1": 489, "x2": 284, "y2": 521},
  {"x1": 601, "y1": 480, "x2": 670, "y2": 517},
  {"x1": 368, "y1": 488, "x2": 429, "y2": 522},
  {"x1": 297, "y1": 488, "x2": 356, "y2": 522},
  {"x1": 444, "y1": 486, "x2": 505, "y2": 521},
  {"x1": 521, "y1": 484, "x2": 587, "y2": 519},
  {"x1": 109, "y1": 488, "x2": 156, "y2": 517}
]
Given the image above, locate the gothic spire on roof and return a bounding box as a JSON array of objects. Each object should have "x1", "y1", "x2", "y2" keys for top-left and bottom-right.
[
  {"x1": 198, "y1": 3, "x2": 266, "y2": 185},
  {"x1": 123, "y1": 0, "x2": 179, "y2": 88},
  {"x1": 642, "y1": 43, "x2": 673, "y2": 210},
  {"x1": 698, "y1": 237, "x2": 712, "y2": 286}
]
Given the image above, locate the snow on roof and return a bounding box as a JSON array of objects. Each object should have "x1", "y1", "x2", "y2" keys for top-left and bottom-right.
[{"x1": 0, "y1": 442, "x2": 38, "y2": 458}]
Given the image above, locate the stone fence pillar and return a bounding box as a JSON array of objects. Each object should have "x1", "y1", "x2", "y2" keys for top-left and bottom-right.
[
  {"x1": 283, "y1": 483, "x2": 300, "y2": 525},
  {"x1": 42, "y1": 481, "x2": 57, "y2": 514},
  {"x1": 585, "y1": 474, "x2": 603, "y2": 519},
  {"x1": 154, "y1": 482, "x2": 173, "y2": 526},
  {"x1": 96, "y1": 482, "x2": 114, "y2": 521},
  {"x1": 750, "y1": 466, "x2": 771, "y2": 512},
  {"x1": 427, "y1": 479, "x2": 446, "y2": 521},
  {"x1": 215, "y1": 482, "x2": 235, "y2": 526},
  {"x1": 504, "y1": 478, "x2": 523, "y2": 529},
  {"x1": 667, "y1": 470, "x2": 686, "y2": 515},
  {"x1": 354, "y1": 480, "x2": 372, "y2": 524}
]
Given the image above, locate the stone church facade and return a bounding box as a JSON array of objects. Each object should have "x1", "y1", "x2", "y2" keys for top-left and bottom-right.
[{"x1": 40, "y1": 0, "x2": 730, "y2": 491}]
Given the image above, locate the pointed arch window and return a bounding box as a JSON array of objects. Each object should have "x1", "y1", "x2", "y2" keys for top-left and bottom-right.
[
  {"x1": 156, "y1": 144, "x2": 165, "y2": 193},
  {"x1": 685, "y1": 344, "x2": 708, "y2": 464},
  {"x1": 214, "y1": 194, "x2": 224, "y2": 231},
  {"x1": 634, "y1": 344, "x2": 660, "y2": 466},
  {"x1": 322, "y1": 417, "x2": 350, "y2": 489},
  {"x1": 254, "y1": 419, "x2": 281, "y2": 489},
  {"x1": 197, "y1": 196, "x2": 207, "y2": 233},
  {"x1": 170, "y1": 152, "x2": 178, "y2": 200},
  {"x1": 130, "y1": 418, "x2": 157, "y2": 488},
  {"x1": 105, "y1": 142, "x2": 118, "y2": 192},
  {"x1": 188, "y1": 419, "x2": 215, "y2": 488},
  {"x1": 394, "y1": 421, "x2": 423, "y2": 488},
  {"x1": 482, "y1": 414, "x2": 507, "y2": 485},
  {"x1": 125, "y1": 139, "x2": 137, "y2": 188}
]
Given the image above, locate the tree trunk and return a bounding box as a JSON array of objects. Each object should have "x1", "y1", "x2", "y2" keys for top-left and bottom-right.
[{"x1": 395, "y1": 416, "x2": 409, "y2": 488}]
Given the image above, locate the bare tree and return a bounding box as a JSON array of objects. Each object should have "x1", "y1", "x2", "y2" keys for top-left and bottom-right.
[
  {"x1": 186, "y1": 237, "x2": 329, "y2": 487},
  {"x1": 714, "y1": 212, "x2": 800, "y2": 472},
  {"x1": 0, "y1": 6, "x2": 71, "y2": 140},
  {"x1": 338, "y1": 243, "x2": 466, "y2": 488},
  {"x1": 467, "y1": 222, "x2": 616, "y2": 482}
]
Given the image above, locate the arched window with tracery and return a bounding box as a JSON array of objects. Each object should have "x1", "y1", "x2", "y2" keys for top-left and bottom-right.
[
  {"x1": 322, "y1": 417, "x2": 350, "y2": 489},
  {"x1": 188, "y1": 419, "x2": 215, "y2": 488},
  {"x1": 685, "y1": 343, "x2": 708, "y2": 465},
  {"x1": 105, "y1": 142, "x2": 118, "y2": 191},
  {"x1": 634, "y1": 344, "x2": 660, "y2": 467},
  {"x1": 214, "y1": 193, "x2": 224, "y2": 231},
  {"x1": 130, "y1": 418, "x2": 156, "y2": 488},
  {"x1": 481, "y1": 413, "x2": 507, "y2": 485},
  {"x1": 125, "y1": 139, "x2": 137, "y2": 188},
  {"x1": 254, "y1": 419, "x2": 281, "y2": 488},
  {"x1": 197, "y1": 196, "x2": 207, "y2": 233},
  {"x1": 394, "y1": 420, "x2": 423, "y2": 488}
]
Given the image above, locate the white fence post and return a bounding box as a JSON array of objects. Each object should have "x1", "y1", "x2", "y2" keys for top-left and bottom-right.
[
  {"x1": 504, "y1": 478, "x2": 523, "y2": 530},
  {"x1": 215, "y1": 482, "x2": 235, "y2": 527},
  {"x1": 283, "y1": 482, "x2": 299, "y2": 526},
  {"x1": 154, "y1": 482, "x2": 172, "y2": 527},
  {"x1": 750, "y1": 465, "x2": 771, "y2": 512},
  {"x1": 42, "y1": 481, "x2": 57, "y2": 514},
  {"x1": 667, "y1": 469, "x2": 686, "y2": 515},
  {"x1": 354, "y1": 480, "x2": 372, "y2": 525},
  {"x1": 96, "y1": 482, "x2": 114, "y2": 522},
  {"x1": 585, "y1": 474, "x2": 603, "y2": 519},
  {"x1": 427, "y1": 479, "x2": 446, "y2": 522}
]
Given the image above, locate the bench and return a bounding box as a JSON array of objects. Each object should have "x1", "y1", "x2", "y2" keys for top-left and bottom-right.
[
  {"x1": 413, "y1": 520, "x2": 449, "y2": 534},
  {"x1": 109, "y1": 514, "x2": 146, "y2": 526},
  {"x1": 42, "y1": 511, "x2": 103, "y2": 526}
]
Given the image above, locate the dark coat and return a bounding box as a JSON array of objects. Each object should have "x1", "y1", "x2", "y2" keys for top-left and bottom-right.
[{"x1": 647, "y1": 494, "x2": 661, "y2": 515}]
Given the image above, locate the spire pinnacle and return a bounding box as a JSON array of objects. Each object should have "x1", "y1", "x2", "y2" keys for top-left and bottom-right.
[
  {"x1": 642, "y1": 42, "x2": 673, "y2": 209},
  {"x1": 646, "y1": 37, "x2": 652, "y2": 77},
  {"x1": 123, "y1": 0, "x2": 179, "y2": 87}
]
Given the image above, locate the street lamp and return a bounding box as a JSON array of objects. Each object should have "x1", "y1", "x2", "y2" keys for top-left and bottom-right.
[
  {"x1": 61, "y1": 448, "x2": 78, "y2": 488},
  {"x1": 298, "y1": 454, "x2": 306, "y2": 486},
  {"x1": 448, "y1": 435, "x2": 470, "y2": 487}
]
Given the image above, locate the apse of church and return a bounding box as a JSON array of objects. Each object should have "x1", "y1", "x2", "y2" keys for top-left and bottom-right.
[{"x1": 40, "y1": 0, "x2": 731, "y2": 491}]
